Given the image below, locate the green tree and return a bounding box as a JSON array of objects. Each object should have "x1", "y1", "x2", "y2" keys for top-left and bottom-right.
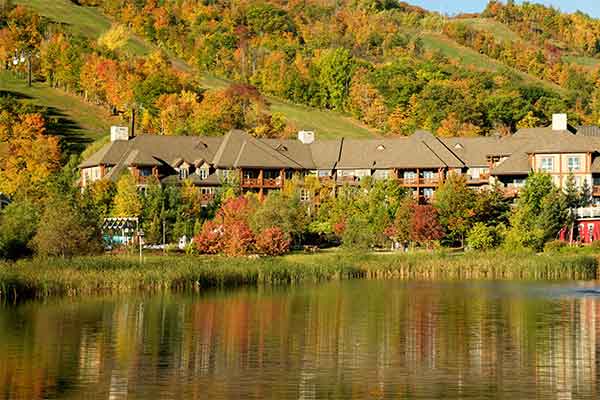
[
  {"x1": 112, "y1": 172, "x2": 142, "y2": 217},
  {"x1": 434, "y1": 173, "x2": 476, "y2": 246},
  {"x1": 563, "y1": 173, "x2": 579, "y2": 209},
  {"x1": 317, "y1": 48, "x2": 354, "y2": 110},
  {"x1": 0, "y1": 199, "x2": 39, "y2": 259},
  {"x1": 32, "y1": 195, "x2": 102, "y2": 257}
]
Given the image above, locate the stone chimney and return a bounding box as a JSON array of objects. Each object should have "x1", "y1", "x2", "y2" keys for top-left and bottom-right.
[
  {"x1": 552, "y1": 113, "x2": 568, "y2": 131},
  {"x1": 298, "y1": 130, "x2": 315, "y2": 144},
  {"x1": 110, "y1": 126, "x2": 131, "y2": 141}
]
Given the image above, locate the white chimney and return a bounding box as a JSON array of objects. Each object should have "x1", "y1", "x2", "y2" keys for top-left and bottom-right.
[
  {"x1": 552, "y1": 113, "x2": 567, "y2": 131},
  {"x1": 110, "y1": 126, "x2": 130, "y2": 141},
  {"x1": 298, "y1": 130, "x2": 315, "y2": 144}
]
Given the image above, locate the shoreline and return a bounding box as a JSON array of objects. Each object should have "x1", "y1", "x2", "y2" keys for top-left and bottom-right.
[{"x1": 0, "y1": 251, "x2": 597, "y2": 301}]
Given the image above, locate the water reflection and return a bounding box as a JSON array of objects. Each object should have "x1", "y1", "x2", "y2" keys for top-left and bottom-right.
[{"x1": 1, "y1": 280, "x2": 599, "y2": 399}]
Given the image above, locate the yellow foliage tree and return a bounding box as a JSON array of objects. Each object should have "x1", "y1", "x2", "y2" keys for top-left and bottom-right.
[
  {"x1": 0, "y1": 113, "x2": 61, "y2": 199},
  {"x1": 97, "y1": 24, "x2": 129, "y2": 51},
  {"x1": 112, "y1": 172, "x2": 142, "y2": 217}
]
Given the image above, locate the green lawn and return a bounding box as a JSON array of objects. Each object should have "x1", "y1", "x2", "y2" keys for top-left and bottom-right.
[
  {"x1": 420, "y1": 32, "x2": 565, "y2": 93},
  {"x1": 1, "y1": 71, "x2": 120, "y2": 153},
  {"x1": 563, "y1": 55, "x2": 600, "y2": 70},
  {"x1": 457, "y1": 18, "x2": 523, "y2": 44},
  {"x1": 15, "y1": 0, "x2": 151, "y2": 56}
]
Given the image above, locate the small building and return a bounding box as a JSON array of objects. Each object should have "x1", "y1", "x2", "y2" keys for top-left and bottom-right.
[{"x1": 560, "y1": 208, "x2": 600, "y2": 244}]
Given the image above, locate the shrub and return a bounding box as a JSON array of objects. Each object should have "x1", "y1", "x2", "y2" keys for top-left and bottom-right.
[
  {"x1": 223, "y1": 221, "x2": 255, "y2": 256},
  {"x1": 33, "y1": 198, "x2": 102, "y2": 258},
  {"x1": 0, "y1": 200, "x2": 39, "y2": 260},
  {"x1": 255, "y1": 227, "x2": 291, "y2": 256},
  {"x1": 466, "y1": 223, "x2": 497, "y2": 251},
  {"x1": 194, "y1": 221, "x2": 223, "y2": 254},
  {"x1": 544, "y1": 240, "x2": 567, "y2": 252}
]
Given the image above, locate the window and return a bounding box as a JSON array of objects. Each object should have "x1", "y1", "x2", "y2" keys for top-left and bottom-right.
[
  {"x1": 300, "y1": 189, "x2": 310, "y2": 202},
  {"x1": 540, "y1": 157, "x2": 554, "y2": 172},
  {"x1": 422, "y1": 171, "x2": 435, "y2": 179},
  {"x1": 423, "y1": 188, "x2": 434, "y2": 199},
  {"x1": 403, "y1": 171, "x2": 417, "y2": 180},
  {"x1": 140, "y1": 167, "x2": 153, "y2": 177},
  {"x1": 179, "y1": 168, "x2": 188, "y2": 179},
  {"x1": 373, "y1": 170, "x2": 390, "y2": 180},
  {"x1": 567, "y1": 156, "x2": 581, "y2": 172},
  {"x1": 198, "y1": 167, "x2": 209, "y2": 179},
  {"x1": 318, "y1": 170, "x2": 331, "y2": 177}
]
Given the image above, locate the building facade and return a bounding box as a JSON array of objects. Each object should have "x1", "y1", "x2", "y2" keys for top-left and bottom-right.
[{"x1": 79, "y1": 115, "x2": 600, "y2": 205}]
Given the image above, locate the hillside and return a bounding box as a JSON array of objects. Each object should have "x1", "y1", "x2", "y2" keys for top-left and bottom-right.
[
  {"x1": 3, "y1": 0, "x2": 600, "y2": 150},
  {"x1": 6, "y1": 0, "x2": 374, "y2": 146}
]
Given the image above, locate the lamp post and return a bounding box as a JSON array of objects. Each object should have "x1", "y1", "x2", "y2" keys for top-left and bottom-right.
[{"x1": 138, "y1": 230, "x2": 144, "y2": 264}]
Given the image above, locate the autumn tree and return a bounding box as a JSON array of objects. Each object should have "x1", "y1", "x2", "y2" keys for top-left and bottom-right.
[{"x1": 112, "y1": 172, "x2": 142, "y2": 217}]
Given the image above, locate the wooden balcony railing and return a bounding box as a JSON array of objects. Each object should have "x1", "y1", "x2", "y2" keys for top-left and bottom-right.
[
  {"x1": 263, "y1": 178, "x2": 282, "y2": 188},
  {"x1": 241, "y1": 177, "x2": 260, "y2": 187},
  {"x1": 200, "y1": 193, "x2": 215, "y2": 204},
  {"x1": 467, "y1": 174, "x2": 490, "y2": 183},
  {"x1": 397, "y1": 178, "x2": 440, "y2": 186}
]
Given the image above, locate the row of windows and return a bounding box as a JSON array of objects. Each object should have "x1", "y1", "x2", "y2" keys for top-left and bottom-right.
[{"x1": 539, "y1": 156, "x2": 583, "y2": 173}]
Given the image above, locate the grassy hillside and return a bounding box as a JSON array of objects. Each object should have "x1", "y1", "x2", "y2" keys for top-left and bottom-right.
[
  {"x1": 0, "y1": 71, "x2": 119, "y2": 152},
  {"x1": 12, "y1": 0, "x2": 376, "y2": 143},
  {"x1": 14, "y1": 0, "x2": 150, "y2": 56}
]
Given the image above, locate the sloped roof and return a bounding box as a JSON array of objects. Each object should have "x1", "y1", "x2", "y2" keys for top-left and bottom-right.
[
  {"x1": 441, "y1": 136, "x2": 503, "y2": 167},
  {"x1": 212, "y1": 130, "x2": 308, "y2": 169},
  {"x1": 123, "y1": 149, "x2": 161, "y2": 166},
  {"x1": 576, "y1": 125, "x2": 600, "y2": 137},
  {"x1": 80, "y1": 135, "x2": 222, "y2": 169},
  {"x1": 491, "y1": 152, "x2": 532, "y2": 175},
  {"x1": 309, "y1": 139, "x2": 343, "y2": 170}
]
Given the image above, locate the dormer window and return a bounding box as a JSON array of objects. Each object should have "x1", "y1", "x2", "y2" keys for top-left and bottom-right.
[
  {"x1": 199, "y1": 167, "x2": 209, "y2": 179},
  {"x1": 179, "y1": 167, "x2": 189, "y2": 180},
  {"x1": 454, "y1": 143, "x2": 464, "y2": 149},
  {"x1": 377, "y1": 144, "x2": 385, "y2": 151}
]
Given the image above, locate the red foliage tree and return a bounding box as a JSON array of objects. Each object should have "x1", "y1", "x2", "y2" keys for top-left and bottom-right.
[
  {"x1": 411, "y1": 205, "x2": 444, "y2": 248},
  {"x1": 223, "y1": 221, "x2": 255, "y2": 256},
  {"x1": 194, "y1": 221, "x2": 223, "y2": 254},
  {"x1": 217, "y1": 196, "x2": 255, "y2": 226},
  {"x1": 255, "y1": 227, "x2": 291, "y2": 256}
]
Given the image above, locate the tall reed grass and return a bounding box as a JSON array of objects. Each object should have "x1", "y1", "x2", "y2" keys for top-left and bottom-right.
[{"x1": 0, "y1": 250, "x2": 596, "y2": 300}]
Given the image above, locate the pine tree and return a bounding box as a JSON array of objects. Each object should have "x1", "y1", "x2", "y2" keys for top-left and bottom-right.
[
  {"x1": 580, "y1": 179, "x2": 592, "y2": 207},
  {"x1": 563, "y1": 173, "x2": 579, "y2": 209}
]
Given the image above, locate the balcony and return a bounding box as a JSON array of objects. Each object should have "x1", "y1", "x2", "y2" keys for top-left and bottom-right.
[
  {"x1": 467, "y1": 174, "x2": 490, "y2": 184},
  {"x1": 263, "y1": 177, "x2": 282, "y2": 188},
  {"x1": 397, "y1": 177, "x2": 440, "y2": 186},
  {"x1": 200, "y1": 193, "x2": 215, "y2": 205},
  {"x1": 593, "y1": 186, "x2": 600, "y2": 197},
  {"x1": 241, "y1": 177, "x2": 260, "y2": 187}
]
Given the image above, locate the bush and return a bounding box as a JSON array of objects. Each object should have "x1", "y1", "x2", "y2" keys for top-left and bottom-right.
[
  {"x1": 223, "y1": 221, "x2": 255, "y2": 256},
  {"x1": 466, "y1": 223, "x2": 497, "y2": 251},
  {"x1": 195, "y1": 221, "x2": 223, "y2": 254},
  {"x1": 0, "y1": 200, "x2": 39, "y2": 260},
  {"x1": 544, "y1": 240, "x2": 567, "y2": 252},
  {"x1": 255, "y1": 227, "x2": 291, "y2": 256},
  {"x1": 32, "y1": 198, "x2": 103, "y2": 258}
]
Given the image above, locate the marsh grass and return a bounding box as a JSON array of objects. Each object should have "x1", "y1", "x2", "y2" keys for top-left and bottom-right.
[{"x1": 0, "y1": 251, "x2": 596, "y2": 300}]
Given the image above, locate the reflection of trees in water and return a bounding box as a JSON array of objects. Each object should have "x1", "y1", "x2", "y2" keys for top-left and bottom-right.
[{"x1": 0, "y1": 283, "x2": 598, "y2": 399}]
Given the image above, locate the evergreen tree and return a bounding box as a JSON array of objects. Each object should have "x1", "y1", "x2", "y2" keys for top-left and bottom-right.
[
  {"x1": 563, "y1": 173, "x2": 579, "y2": 209},
  {"x1": 580, "y1": 179, "x2": 592, "y2": 207}
]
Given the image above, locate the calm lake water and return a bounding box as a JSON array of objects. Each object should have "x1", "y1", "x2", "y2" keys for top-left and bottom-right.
[{"x1": 1, "y1": 280, "x2": 600, "y2": 399}]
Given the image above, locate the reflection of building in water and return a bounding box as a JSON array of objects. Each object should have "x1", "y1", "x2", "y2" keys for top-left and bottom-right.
[{"x1": 3, "y1": 285, "x2": 600, "y2": 399}]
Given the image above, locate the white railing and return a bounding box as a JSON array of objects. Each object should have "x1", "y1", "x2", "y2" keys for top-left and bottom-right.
[{"x1": 574, "y1": 207, "x2": 600, "y2": 219}]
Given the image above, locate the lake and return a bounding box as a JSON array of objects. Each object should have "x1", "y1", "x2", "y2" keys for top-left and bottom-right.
[{"x1": 1, "y1": 280, "x2": 600, "y2": 399}]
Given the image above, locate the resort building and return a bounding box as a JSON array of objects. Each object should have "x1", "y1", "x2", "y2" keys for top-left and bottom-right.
[{"x1": 79, "y1": 114, "x2": 600, "y2": 204}]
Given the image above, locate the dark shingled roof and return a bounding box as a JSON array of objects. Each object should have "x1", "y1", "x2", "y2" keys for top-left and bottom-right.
[{"x1": 441, "y1": 137, "x2": 502, "y2": 167}]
